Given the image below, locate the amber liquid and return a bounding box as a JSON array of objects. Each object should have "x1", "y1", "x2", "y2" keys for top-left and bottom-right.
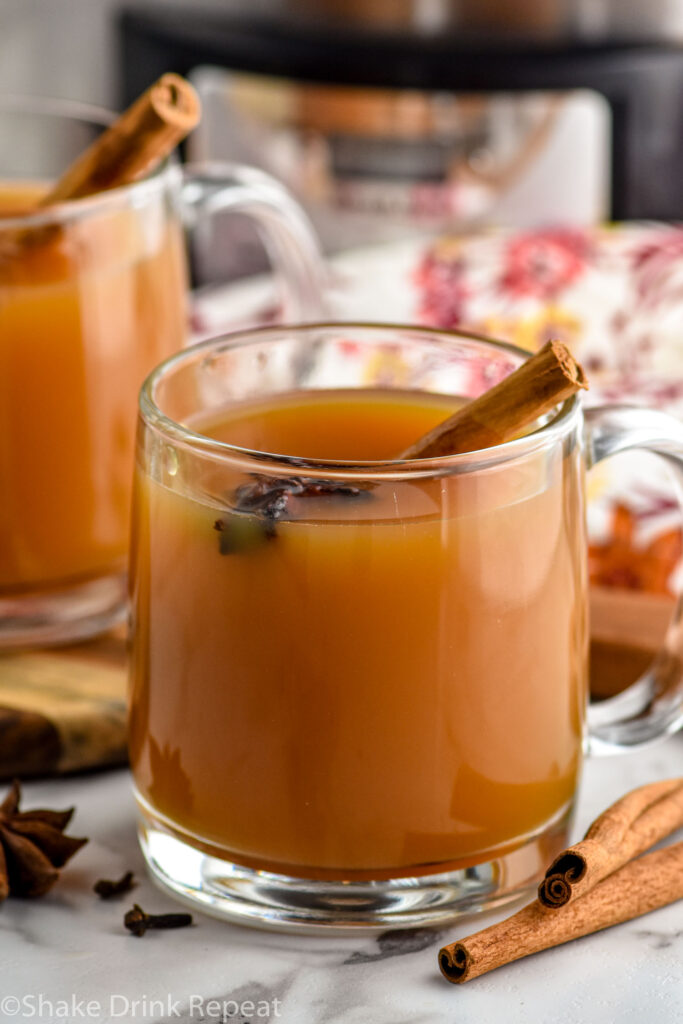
[
  {"x1": 0, "y1": 182, "x2": 187, "y2": 591},
  {"x1": 129, "y1": 388, "x2": 587, "y2": 877}
]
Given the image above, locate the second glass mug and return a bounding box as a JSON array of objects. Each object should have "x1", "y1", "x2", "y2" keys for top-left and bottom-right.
[
  {"x1": 130, "y1": 323, "x2": 683, "y2": 930},
  {"x1": 0, "y1": 97, "x2": 325, "y2": 647}
]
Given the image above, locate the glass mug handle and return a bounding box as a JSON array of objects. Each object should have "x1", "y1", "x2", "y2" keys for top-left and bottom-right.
[
  {"x1": 584, "y1": 404, "x2": 683, "y2": 752},
  {"x1": 180, "y1": 162, "x2": 329, "y2": 321}
]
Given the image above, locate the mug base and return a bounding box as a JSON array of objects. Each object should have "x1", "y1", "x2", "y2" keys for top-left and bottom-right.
[
  {"x1": 0, "y1": 572, "x2": 127, "y2": 649},
  {"x1": 137, "y1": 800, "x2": 573, "y2": 933}
]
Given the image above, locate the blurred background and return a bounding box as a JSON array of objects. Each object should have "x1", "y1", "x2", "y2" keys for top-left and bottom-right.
[{"x1": 4, "y1": 0, "x2": 683, "y2": 254}]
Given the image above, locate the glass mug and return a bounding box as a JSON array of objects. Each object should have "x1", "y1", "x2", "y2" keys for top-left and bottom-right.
[
  {"x1": 130, "y1": 323, "x2": 683, "y2": 930},
  {"x1": 0, "y1": 97, "x2": 324, "y2": 647}
]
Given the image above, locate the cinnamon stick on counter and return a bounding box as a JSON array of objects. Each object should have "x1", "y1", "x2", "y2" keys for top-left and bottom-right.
[
  {"x1": 42, "y1": 73, "x2": 200, "y2": 204},
  {"x1": 538, "y1": 778, "x2": 683, "y2": 909},
  {"x1": 439, "y1": 841, "x2": 683, "y2": 985},
  {"x1": 400, "y1": 340, "x2": 587, "y2": 460}
]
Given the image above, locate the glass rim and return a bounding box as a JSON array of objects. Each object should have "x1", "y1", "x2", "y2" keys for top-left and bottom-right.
[
  {"x1": 140, "y1": 322, "x2": 583, "y2": 479},
  {"x1": 0, "y1": 94, "x2": 174, "y2": 229}
]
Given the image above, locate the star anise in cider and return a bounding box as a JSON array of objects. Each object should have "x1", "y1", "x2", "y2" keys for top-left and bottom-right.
[
  {"x1": 214, "y1": 475, "x2": 371, "y2": 554},
  {"x1": 0, "y1": 780, "x2": 88, "y2": 899}
]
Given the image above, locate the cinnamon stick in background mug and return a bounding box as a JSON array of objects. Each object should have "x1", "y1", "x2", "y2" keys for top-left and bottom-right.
[{"x1": 0, "y1": 74, "x2": 200, "y2": 261}]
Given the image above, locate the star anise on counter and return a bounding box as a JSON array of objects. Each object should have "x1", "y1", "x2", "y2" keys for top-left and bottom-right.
[{"x1": 0, "y1": 780, "x2": 88, "y2": 900}]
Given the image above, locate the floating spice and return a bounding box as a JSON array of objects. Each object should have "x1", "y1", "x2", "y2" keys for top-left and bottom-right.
[
  {"x1": 214, "y1": 475, "x2": 370, "y2": 554},
  {"x1": 1, "y1": 74, "x2": 200, "y2": 263},
  {"x1": 124, "y1": 903, "x2": 193, "y2": 937},
  {"x1": 40, "y1": 74, "x2": 200, "y2": 205},
  {"x1": 94, "y1": 870, "x2": 136, "y2": 899},
  {"x1": 0, "y1": 779, "x2": 88, "y2": 900}
]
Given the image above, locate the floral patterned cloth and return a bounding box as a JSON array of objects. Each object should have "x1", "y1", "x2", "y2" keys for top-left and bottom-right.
[
  {"x1": 415, "y1": 223, "x2": 683, "y2": 594},
  {"x1": 417, "y1": 224, "x2": 683, "y2": 388}
]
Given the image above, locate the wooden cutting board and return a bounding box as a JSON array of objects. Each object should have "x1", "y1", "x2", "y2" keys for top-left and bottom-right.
[
  {"x1": 0, "y1": 628, "x2": 127, "y2": 780},
  {"x1": 0, "y1": 587, "x2": 675, "y2": 781},
  {"x1": 589, "y1": 586, "x2": 674, "y2": 700}
]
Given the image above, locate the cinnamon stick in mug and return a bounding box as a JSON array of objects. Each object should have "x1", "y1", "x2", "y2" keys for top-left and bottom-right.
[
  {"x1": 538, "y1": 777, "x2": 683, "y2": 909},
  {"x1": 400, "y1": 339, "x2": 588, "y2": 460},
  {"x1": 0, "y1": 75, "x2": 200, "y2": 265},
  {"x1": 42, "y1": 73, "x2": 200, "y2": 204},
  {"x1": 439, "y1": 840, "x2": 683, "y2": 984}
]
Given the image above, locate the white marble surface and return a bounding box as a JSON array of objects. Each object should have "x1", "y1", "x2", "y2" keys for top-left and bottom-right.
[{"x1": 1, "y1": 739, "x2": 681, "y2": 1024}]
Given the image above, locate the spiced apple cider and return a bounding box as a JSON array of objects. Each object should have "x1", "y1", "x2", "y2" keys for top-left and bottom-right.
[
  {"x1": 0, "y1": 181, "x2": 186, "y2": 593},
  {"x1": 130, "y1": 332, "x2": 588, "y2": 883}
]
